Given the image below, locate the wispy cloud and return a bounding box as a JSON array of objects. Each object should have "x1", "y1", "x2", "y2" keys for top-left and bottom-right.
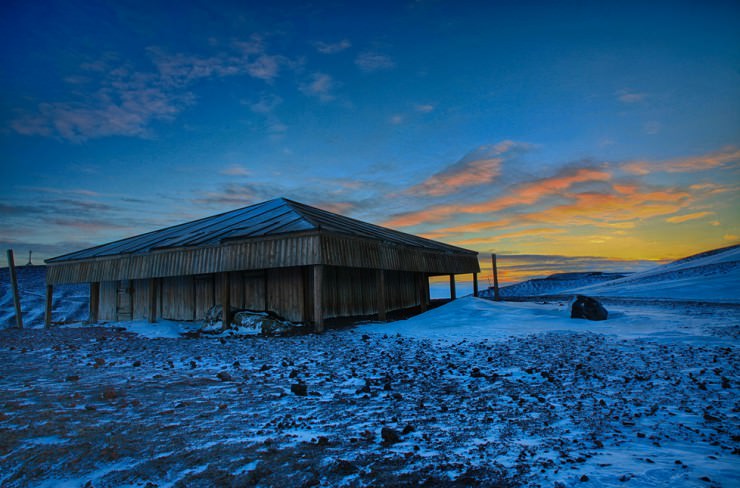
[
  {"x1": 665, "y1": 211, "x2": 714, "y2": 224},
  {"x1": 415, "y1": 104, "x2": 434, "y2": 113},
  {"x1": 406, "y1": 141, "x2": 525, "y2": 197},
  {"x1": 623, "y1": 147, "x2": 740, "y2": 174},
  {"x1": 314, "y1": 39, "x2": 351, "y2": 54},
  {"x1": 220, "y1": 165, "x2": 251, "y2": 176},
  {"x1": 387, "y1": 165, "x2": 611, "y2": 228},
  {"x1": 616, "y1": 89, "x2": 646, "y2": 103},
  {"x1": 10, "y1": 36, "x2": 292, "y2": 142},
  {"x1": 355, "y1": 52, "x2": 395, "y2": 72},
  {"x1": 299, "y1": 72, "x2": 337, "y2": 101}
]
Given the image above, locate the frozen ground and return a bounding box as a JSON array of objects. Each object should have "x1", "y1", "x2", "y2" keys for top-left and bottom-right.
[
  {"x1": 0, "y1": 296, "x2": 737, "y2": 487},
  {"x1": 0, "y1": 247, "x2": 738, "y2": 486}
]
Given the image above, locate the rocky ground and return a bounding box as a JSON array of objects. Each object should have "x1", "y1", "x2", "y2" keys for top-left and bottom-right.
[{"x1": 0, "y1": 322, "x2": 737, "y2": 487}]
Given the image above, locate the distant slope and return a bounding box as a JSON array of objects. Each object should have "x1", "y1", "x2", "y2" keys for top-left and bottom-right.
[
  {"x1": 0, "y1": 266, "x2": 89, "y2": 328},
  {"x1": 480, "y1": 272, "x2": 628, "y2": 298},
  {"x1": 567, "y1": 244, "x2": 740, "y2": 303}
]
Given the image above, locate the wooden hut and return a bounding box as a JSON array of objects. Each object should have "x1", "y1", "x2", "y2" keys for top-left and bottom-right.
[{"x1": 45, "y1": 198, "x2": 480, "y2": 331}]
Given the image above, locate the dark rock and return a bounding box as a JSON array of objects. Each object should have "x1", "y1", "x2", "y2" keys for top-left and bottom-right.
[
  {"x1": 381, "y1": 426, "x2": 401, "y2": 445},
  {"x1": 216, "y1": 371, "x2": 233, "y2": 382},
  {"x1": 333, "y1": 459, "x2": 358, "y2": 475},
  {"x1": 580, "y1": 474, "x2": 589, "y2": 482},
  {"x1": 66, "y1": 375, "x2": 80, "y2": 382},
  {"x1": 133, "y1": 360, "x2": 141, "y2": 367},
  {"x1": 291, "y1": 383, "x2": 308, "y2": 396},
  {"x1": 402, "y1": 423, "x2": 415, "y2": 435},
  {"x1": 571, "y1": 295, "x2": 608, "y2": 321},
  {"x1": 101, "y1": 386, "x2": 120, "y2": 400}
]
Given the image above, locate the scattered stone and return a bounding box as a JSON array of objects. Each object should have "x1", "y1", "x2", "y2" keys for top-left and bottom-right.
[
  {"x1": 333, "y1": 459, "x2": 358, "y2": 475},
  {"x1": 316, "y1": 436, "x2": 329, "y2": 446},
  {"x1": 65, "y1": 375, "x2": 80, "y2": 382},
  {"x1": 402, "y1": 423, "x2": 415, "y2": 435},
  {"x1": 93, "y1": 358, "x2": 106, "y2": 368},
  {"x1": 291, "y1": 383, "x2": 308, "y2": 396},
  {"x1": 580, "y1": 474, "x2": 589, "y2": 482},
  {"x1": 571, "y1": 295, "x2": 608, "y2": 321},
  {"x1": 216, "y1": 371, "x2": 233, "y2": 382},
  {"x1": 381, "y1": 426, "x2": 401, "y2": 445},
  {"x1": 703, "y1": 412, "x2": 720, "y2": 422},
  {"x1": 133, "y1": 360, "x2": 141, "y2": 367},
  {"x1": 101, "y1": 386, "x2": 120, "y2": 400}
]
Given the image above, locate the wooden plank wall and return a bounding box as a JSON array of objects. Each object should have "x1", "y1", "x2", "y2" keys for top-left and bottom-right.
[
  {"x1": 132, "y1": 279, "x2": 150, "y2": 320},
  {"x1": 267, "y1": 267, "x2": 304, "y2": 322},
  {"x1": 161, "y1": 276, "x2": 195, "y2": 321},
  {"x1": 47, "y1": 234, "x2": 321, "y2": 285},
  {"x1": 322, "y1": 267, "x2": 420, "y2": 319},
  {"x1": 96, "y1": 265, "x2": 424, "y2": 324},
  {"x1": 47, "y1": 232, "x2": 478, "y2": 285},
  {"x1": 99, "y1": 281, "x2": 117, "y2": 321}
]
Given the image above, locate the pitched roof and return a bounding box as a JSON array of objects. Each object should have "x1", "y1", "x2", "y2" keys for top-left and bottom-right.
[{"x1": 47, "y1": 198, "x2": 475, "y2": 263}]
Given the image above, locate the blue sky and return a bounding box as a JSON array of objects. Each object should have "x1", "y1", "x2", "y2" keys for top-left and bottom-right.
[{"x1": 1, "y1": 0, "x2": 738, "y2": 282}]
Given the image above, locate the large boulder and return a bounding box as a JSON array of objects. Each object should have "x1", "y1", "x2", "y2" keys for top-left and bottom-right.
[
  {"x1": 201, "y1": 306, "x2": 308, "y2": 336},
  {"x1": 231, "y1": 311, "x2": 308, "y2": 337},
  {"x1": 570, "y1": 295, "x2": 608, "y2": 321}
]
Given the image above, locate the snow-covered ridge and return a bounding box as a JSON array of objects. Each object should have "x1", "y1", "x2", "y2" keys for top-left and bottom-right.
[
  {"x1": 482, "y1": 272, "x2": 627, "y2": 298},
  {"x1": 568, "y1": 244, "x2": 739, "y2": 302},
  {"x1": 486, "y1": 244, "x2": 739, "y2": 303}
]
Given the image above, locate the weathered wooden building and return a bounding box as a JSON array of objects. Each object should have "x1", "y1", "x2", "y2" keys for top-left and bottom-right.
[{"x1": 45, "y1": 198, "x2": 480, "y2": 331}]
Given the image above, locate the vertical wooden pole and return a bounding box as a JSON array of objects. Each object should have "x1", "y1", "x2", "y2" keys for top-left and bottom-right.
[
  {"x1": 473, "y1": 273, "x2": 479, "y2": 297},
  {"x1": 313, "y1": 265, "x2": 324, "y2": 333},
  {"x1": 45, "y1": 284, "x2": 53, "y2": 328},
  {"x1": 376, "y1": 269, "x2": 386, "y2": 321},
  {"x1": 6, "y1": 250, "x2": 23, "y2": 329},
  {"x1": 419, "y1": 273, "x2": 428, "y2": 312},
  {"x1": 88, "y1": 282, "x2": 100, "y2": 324},
  {"x1": 492, "y1": 253, "x2": 501, "y2": 301},
  {"x1": 148, "y1": 278, "x2": 158, "y2": 323},
  {"x1": 220, "y1": 272, "x2": 231, "y2": 327},
  {"x1": 449, "y1": 274, "x2": 456, "y2": 300}
]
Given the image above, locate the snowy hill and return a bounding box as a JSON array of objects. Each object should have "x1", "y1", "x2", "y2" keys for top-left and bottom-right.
[
  {"x1": 481, "y1": 272, "x2": 627, "y2": 298},
  {"x1": 567, "y1": 244, "x2": 739, "y2": 303},
  {"x1": 483, "y1": 245, "x2": 740, "y2": 304},
  {"x1": 0, "y1": 265, "x2": 88, "y2": 327}
]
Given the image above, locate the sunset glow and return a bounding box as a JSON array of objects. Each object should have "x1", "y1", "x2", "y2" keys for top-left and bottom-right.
[{"x1": 1, "y1": 1, "x2": 738, "y2": 282}]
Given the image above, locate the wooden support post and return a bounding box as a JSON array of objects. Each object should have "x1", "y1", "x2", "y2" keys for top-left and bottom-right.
[
  {"x1": 148, "y1": 278, "x2": 158, "y2": 323},
  {"x1": 45, "y1": 284, "x2": 53, "y2": 328},
  {"x1": 473, "y1": 273, "x2": 479, "y2": 297},
  {"x1": 6, "y1": 250, "x2": 23, "y2": 329},
  {"x1": 88, "y1": 282, "x2": 100, "y2": 324},
  {"x1": 313, "y1": 265, "x2": 324, "y2": 333},
  {"x1": 449, "y1": 274, "x2": 457, "y2": 300},
  {"x1": 492, "y1": 253, "x2": 501, "y2": 301},
  {"x1": 376, "y1": 269, "x2": 386, "y2": 321},
  {"x1": 419, "y1": 273, "x2": 428, "y2": 313},
  {"x1": 220, "y1": 272, "x2": 231, "y2": 327}
]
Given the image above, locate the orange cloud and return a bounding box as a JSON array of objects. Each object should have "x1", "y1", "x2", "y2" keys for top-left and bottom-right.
[
  {"x1": 385, "y1": 166, "x2": 611, "y2": 228},
  {"x1": 405, "y1": 140, "x2": 523, "y2": 197},
  {"x1": 623, "y1": 147, "x2": 740, "y2": 175},
  {"x1": 452, "y1": 228, "x2": 565, "y2": 246},
  {"x1": 665, "y1": 211, "x2": 715, "y2": 224},
  {"x1": 524, "y1": 188, "x2": 690, "y2": 225},
  {"x1": 419, "y1": 218, "x2": 515, "y2": 239}
]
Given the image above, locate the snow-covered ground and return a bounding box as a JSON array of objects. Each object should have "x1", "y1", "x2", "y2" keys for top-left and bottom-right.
[{"x1": 0, "y1": 247, "x2": 738, "y2": 486}]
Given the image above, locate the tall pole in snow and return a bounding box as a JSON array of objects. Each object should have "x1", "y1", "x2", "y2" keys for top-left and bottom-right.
[
  {"x1": 7, "y1": 249, "x2": 23, "y2": 328},
  {"x1": 492, "y1": 253, "x2": 501, "y2": 301}
]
